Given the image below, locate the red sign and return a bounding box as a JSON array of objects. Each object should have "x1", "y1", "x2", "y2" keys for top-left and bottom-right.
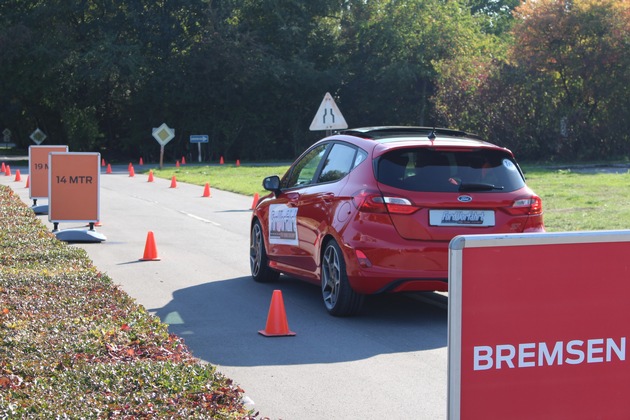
[
  {"x1": 448, "y1": 232, "x2": 630, "y2": 419},
  {"x1": 28, "y1": 145, "x2": 68, "y2": 199},
  {"x1": 48, "y1": 152, "x2": 100, "y2": 223}
]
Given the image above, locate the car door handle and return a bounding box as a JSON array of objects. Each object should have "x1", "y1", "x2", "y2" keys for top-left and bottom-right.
[{"x1": 322, "y1": 193, "x2": 335, "y2": 204}]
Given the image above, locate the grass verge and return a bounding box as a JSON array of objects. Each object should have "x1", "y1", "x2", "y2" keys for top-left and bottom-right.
[
  {"x1": 0, "y1": 185, "x2": 255, "y2": 418},
  {"x1": 151, "y1": 164, "x2": 290, "y2": 197},
  {"x1": 523, "y1": 167, "x2": 630, "y2": 231}
]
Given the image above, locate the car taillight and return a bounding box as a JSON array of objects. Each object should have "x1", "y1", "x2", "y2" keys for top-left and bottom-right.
[
  {"x1": 352, "y1": 191, "x2": 419, "y2": 215},
  {"x1": 508, "y1": 195, "x2": 543, "y2": 215}
]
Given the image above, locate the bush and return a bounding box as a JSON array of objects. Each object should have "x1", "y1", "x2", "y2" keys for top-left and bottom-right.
[{"x1": 0, "y1": 185, "x2": 255, "y2": 418}]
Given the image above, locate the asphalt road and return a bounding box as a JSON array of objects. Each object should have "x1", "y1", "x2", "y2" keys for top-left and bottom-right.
[{"x1": 0, "y1": 163, "x2": 448, "y2": 419}]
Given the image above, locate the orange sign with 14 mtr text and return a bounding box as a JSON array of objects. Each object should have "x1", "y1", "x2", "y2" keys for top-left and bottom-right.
[{"x1": 48, "y1": 152, "x2": 100, "y2": 223}]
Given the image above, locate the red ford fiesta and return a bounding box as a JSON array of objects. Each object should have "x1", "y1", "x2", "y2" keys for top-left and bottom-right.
[{"x1": 250, "y1": 127, "x2": 544, "y2": 316}]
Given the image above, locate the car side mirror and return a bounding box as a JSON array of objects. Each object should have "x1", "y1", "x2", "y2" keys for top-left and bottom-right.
[{"x1": 263, "y1": 175, "x2": 281, "y2": 196}]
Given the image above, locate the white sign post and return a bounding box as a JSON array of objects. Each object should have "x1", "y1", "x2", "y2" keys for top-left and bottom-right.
[
  {"x1": 152, "y1": 123, "x2": 175, "y2": 169},
  {"x1": 190, "y1": 134, "x2": 209, "y2": 163},
  {"x1": 309, "y1": 92, "x2": 348, "y2": 136}
]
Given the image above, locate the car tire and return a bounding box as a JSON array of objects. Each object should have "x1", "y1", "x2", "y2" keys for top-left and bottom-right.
[
  {"x1": 250, "y1": 220, "x2": 280, "y2": 283},
  {"x1": 321, "y1": 240, "x2": 364, "y2": 316}
]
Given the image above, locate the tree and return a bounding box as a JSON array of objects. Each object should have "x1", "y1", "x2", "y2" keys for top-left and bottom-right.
[
  {"x1": 468, "y1": 0, "x2": 520, "y2": 36},
  {"x1": 210, "y1": 0, "x2": 343, "y2": 158},
  {"x1": 511, "y1": 0, "x2": 630, "y2": 159},
  {"x1": 434, "y1": 0, "x2": 630, "y2": 160},
  {"x1": 337, "y1": 0, "x2": 485, "y2": 128}
]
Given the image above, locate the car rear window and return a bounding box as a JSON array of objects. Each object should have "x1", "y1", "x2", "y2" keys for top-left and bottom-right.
[{"x1": 377, "y1": 148, "x2": 526, "y2": 193}]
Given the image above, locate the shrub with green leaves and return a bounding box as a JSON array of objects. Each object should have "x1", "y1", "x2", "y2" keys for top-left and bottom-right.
[{"x1": 0, "y1": 186, "x2": 255, "y2": 418}]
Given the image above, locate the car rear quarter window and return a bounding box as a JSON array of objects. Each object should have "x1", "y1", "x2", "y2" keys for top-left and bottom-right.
[
  {"x1": 317, "y1": 143, "x2": 361, "y2": 183},
  {"x1": 377, "y1": 148, "x2": 526, "y2": 192}
]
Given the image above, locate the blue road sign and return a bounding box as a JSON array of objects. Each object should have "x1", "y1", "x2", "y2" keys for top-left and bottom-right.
[{"x1": 190, "y1": 135, "x2": 209, "y2": 143}]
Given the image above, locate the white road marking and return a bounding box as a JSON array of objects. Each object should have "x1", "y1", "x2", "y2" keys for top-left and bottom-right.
[{"x1": 178, "y1": 210, "x2": 221, "y2": 226}]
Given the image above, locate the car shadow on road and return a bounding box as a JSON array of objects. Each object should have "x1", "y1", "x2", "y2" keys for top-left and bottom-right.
[{"x1": 150, "y1": 275, "x2": 447, "y2": 367}]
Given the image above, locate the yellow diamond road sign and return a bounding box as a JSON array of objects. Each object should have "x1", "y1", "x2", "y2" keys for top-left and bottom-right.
[
  {"x1": 152, "y1": 123, "x2": 175, "y2": 146},
  {"x1": 310, "y1": 92, "x2": 348, "y2": 131},
  {"x1": 30, "y1": 128, "x2": 47, "y2": 145}
]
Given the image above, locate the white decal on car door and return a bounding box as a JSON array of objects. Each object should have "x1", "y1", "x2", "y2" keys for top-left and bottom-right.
[{"x1": 268, "y1": 204, "x2": 299, "y2": 245}]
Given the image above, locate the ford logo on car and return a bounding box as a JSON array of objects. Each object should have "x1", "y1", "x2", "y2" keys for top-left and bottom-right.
[{"x1": 458, "y1": 195, "x2": 473, "y2": 203}]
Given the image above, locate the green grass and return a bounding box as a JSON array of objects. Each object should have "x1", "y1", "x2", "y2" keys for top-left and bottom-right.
[
  {"x1": 523, "y1": 167, "x2": 630, "y2": 231},
  {"x1": 151, "y1": 164, "x2": 290, "y2": 197}
]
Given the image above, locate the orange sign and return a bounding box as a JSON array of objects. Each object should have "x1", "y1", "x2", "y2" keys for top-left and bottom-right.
[
  {"x1": 48, "y1": 152, "x2": 100, "y2": 223},
  {"x1": 28, "y1": 145, "x2": 69, "y2": 199}
]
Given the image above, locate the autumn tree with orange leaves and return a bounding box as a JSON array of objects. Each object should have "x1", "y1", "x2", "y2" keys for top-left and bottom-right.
[{"x1": 435, "y1": 0, "x2": 630, "y2": 160}]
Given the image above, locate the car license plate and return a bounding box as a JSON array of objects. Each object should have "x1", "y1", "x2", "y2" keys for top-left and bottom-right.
[{"x1": 429, "y1": 209, "x2": 495, "y2": 227}]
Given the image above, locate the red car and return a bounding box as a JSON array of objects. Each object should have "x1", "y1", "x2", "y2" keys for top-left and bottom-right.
[{"x1": 250, "y1": 127, "x2": 544, "y2": 316}]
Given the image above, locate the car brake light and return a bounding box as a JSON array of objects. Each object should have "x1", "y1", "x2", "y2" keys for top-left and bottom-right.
[
  {"x1": 352, "y1": 191, "x2": 419, "y2": 215},
  {"x1": 509, "y1": 195, "x2": 543, "y2": 215}
]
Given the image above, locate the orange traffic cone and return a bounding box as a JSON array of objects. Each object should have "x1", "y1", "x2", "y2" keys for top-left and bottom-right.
[
  {"x1": 106, "y1": 164, "x2": 112, "y2": 174},
  {"x1": 139, "y1": 231, "x2": 160, "y2": 261},
  {"x1": 139, "y1": 157, "x2": 144, "y2": 165},
  {"x1": 202, "y1": 183, "x2": 211, "y2": 197},
  {"x1": 259, "y1": 290, "x2": 296, "y2": 337},
  {"x1": 14, "y1": 169, "x2": 21, "y2": 182},
  {"x1": 1, "y1": 162, "x2": 5, "y2": 173},
  {"x1": 5, "y1": 165, "x2": 11, "y2": 176},
  {"x1": 219, "y1": 156, "x2": 224, "y2": 165},
  {"x1": 251, "y1": 192, "x2": 259, "y2": 210},
  {"x1": 147, "y1": 170, "x2": 154, "y2": 182},
  {"x1": 170, "y1": 176, "x2": 177, "y2": 188},
  {"x1": 101, "y1": 158, "x2": 106, "y2": 167},
  {"x1": 176, "y1": 160, "x2": 180, "y2": 168},
  {"x1": 129, "y1": 165, "x2": 135, "y2": 177},
  {"x1": 181, "y1": 156, "x2": 186, "y2": 165},
  {"x1": 25, "y1": 175, "x2": 30, "y2": 188},
  {"x1": 236, "y1": 159, "x2": 240, "y2": 167}
]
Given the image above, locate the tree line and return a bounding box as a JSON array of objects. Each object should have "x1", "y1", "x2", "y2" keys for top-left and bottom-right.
[{"x1": 1, "y1": 0, "x2": 628, "y2": 162}]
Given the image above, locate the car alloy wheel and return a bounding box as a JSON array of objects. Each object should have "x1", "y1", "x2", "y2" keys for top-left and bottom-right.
[
  {"x1": 321, "y1": 240, "x2": 364, "y2": 316},
  {"x1": 250, "y1": 220, "x2": 279, "y2": 283}
]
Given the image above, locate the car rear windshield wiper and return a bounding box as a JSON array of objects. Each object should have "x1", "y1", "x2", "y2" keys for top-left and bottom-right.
[{"x1": 458, "y1": 183, "x2": 504, "y2": 192}]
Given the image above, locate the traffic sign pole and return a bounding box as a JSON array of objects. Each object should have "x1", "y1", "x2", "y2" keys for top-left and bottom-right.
[
  {"x1": 152, "y1": 123, "x2": 176, "y2": 169},
  {"x1": 189, "y1": 135, "x2": 209, "y2": 163}
]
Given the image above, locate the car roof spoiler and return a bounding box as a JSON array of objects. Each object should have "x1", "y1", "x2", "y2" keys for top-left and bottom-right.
[{"x1": 339, "y1": 126, "x2": 483, "y2": 141}]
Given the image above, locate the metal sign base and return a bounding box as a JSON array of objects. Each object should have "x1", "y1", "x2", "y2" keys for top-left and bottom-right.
[
  {"x1": 32, "y1": 204, "x2": 48, "y2": 215},
  {"x1": 53, "y1": 228, "x2": 106, "y2": 243}
]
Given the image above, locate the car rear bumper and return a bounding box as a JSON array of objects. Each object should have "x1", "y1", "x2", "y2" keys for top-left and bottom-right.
[
  {"x1": 347, "y1": 272, "x2": 449, "y2": 294},
  {"x1": 341, "y1": 239, "x2": 450, "y2": 294}
]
